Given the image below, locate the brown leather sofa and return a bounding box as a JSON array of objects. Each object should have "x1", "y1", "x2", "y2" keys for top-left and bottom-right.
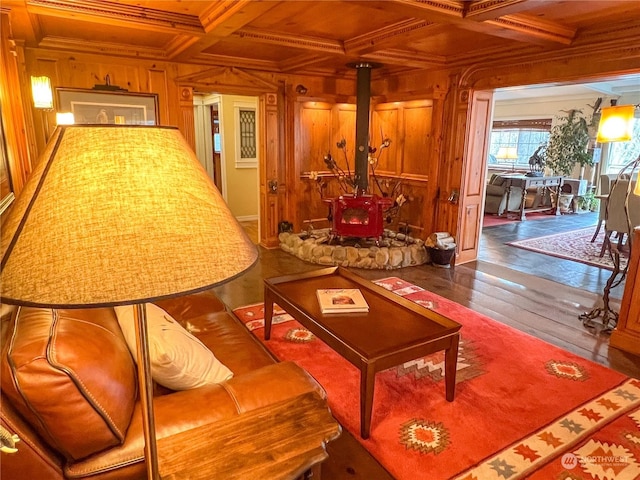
[
  {"x1": 484, "y1": 173, "x2": 524, "y2": 215},
  {"x1": 1, "y1": 290, "x2": 339, "y2": 479}
]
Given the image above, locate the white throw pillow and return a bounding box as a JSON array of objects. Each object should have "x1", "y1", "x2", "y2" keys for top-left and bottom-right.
[{"x1": 114, "y1": 303, "x2": 233, "y2": 390}]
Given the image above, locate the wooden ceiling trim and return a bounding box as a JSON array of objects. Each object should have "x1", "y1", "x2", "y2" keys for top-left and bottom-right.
[
  {"x1": 169, "y1": 3, "x2": 281, "y2": 61},
  {"x1": 36, "y1": 36, "x2": 168, "y2": 60},
  {"x1": 233, "y1": 27, "x2": 345, "y2": 55},
  {"x1": 175, "y1": 66, "x2": 276, "y2": 89},
  {"x1": 484, "y1": 14, "x2": 576, "y2": 45},
  {"x1": 26, "y1": 0, "x2": 204, "y2": 34},
  {"x1": 198, "y1": 1, "x2": 281, "y2": 33},
  {"x1": 176, "y1": 65, "x2": 278, "y2": 91},
  {"x1": 363, "y1": 49, "x2": 447, "y2": 69},
  {"x1": 279, "y1": 54, "x2": 334, "y2": 73},
  {"x1": 390, "y1": 0, "x2": 573, "y2": 46},
  {"x1": 164, "y1": 35, "x2": 201, "y2": 60},
  {"x1": 2, "y1": 4, "x2": 42, "y2": 44},
  {"x1": 189, "y1": 81, "x2": 273, "y2": 96},
  {"x1": 199, "y1": 0, "x2": 253, "y2": 32},
  {"x1": 188, "y1": 53, "x2": 281, "y2": 73},
  {"x1": 449, "y1": 19, "x2": 640, "y2": 69},
  {"x1": 389, "y1": 0, "x2": 466, "y2": 20},
  {"x1": 459, "y1": 28, "x2": 640, "y2": 88},
  {"x1": 463, "y1": 0, "x2": 532, "y2": 21},
  {"x1": 344, "y1": 19, "x2": 435, "y2": 55}
]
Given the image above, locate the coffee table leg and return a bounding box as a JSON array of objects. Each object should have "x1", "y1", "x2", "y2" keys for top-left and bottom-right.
[
  {"x1": 445, "y1": 333, "x2": 459, "y2": 401},
  {"x1": 264, "y1": 288, "x2": 274, "y2": 340},
  {"x1": 360, "y1": 363, "x2": 376, "y2": 439}
]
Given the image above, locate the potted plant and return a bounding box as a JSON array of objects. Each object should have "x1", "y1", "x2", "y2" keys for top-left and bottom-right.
[{"x1": 544, "y1": 109, "x2": 593, "y2": 178}]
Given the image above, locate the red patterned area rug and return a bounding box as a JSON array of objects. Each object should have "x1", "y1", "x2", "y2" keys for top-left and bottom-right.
[
  {"x1": 233, "y1": 278, "x2": 640, "y2": 480},
  {"x1": 507, "y1": 227, "x2": 629, "y2": 271}
]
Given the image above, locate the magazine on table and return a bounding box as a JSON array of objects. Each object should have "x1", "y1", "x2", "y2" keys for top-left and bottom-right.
[{"x1": 316, "y1": 288, "x2": 369, "y2": 313}]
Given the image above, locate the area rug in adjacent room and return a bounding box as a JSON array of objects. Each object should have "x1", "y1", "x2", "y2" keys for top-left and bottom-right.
[
  {"x1": 233, "y1": 279, "x2": 640, "y2": 480},
  {"x1": 483, "y1": 211, "x2": 551, "y2": 228},
  {"x1": 507, "y1": 227, "x2": 628, "y2": 271}
]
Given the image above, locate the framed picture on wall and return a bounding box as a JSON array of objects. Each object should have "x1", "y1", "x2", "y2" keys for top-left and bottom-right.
[{"x1": 56, "y1": 88, "x2": 159, "y2": 125}]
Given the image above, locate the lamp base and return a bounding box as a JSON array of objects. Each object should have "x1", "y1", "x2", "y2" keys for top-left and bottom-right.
[
  {"x1": 579, "y1": 238, "x2": 625, "y2": 333},
  {"x1": 579, "y1": 306, "x2": 619, "y2": 333}
]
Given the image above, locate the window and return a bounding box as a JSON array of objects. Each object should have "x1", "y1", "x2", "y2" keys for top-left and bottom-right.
[
  {"x1": 489, "y1": 119, "x2": 551, "y2": 167},
  {"x1": 234, "y1": 102, "x2": 258, "y2": 168},
  {"x1": 239, "y1": 109, "x2": 256, "y2": 158},
  {"x1": 606, "y1": 118, "x2": 640, "y2": 174}
]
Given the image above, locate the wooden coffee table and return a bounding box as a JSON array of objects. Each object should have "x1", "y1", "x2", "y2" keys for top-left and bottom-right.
[{"x1": 264, "y1": 266, "x2": 461, "y2": 439}]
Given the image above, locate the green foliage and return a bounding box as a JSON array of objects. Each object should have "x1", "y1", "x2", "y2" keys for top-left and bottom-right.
[
  {"x1": 576, "y1": 190, "x2": 595, "y2": 211},
  {"x1": 544, "y1": 109, "x2": 593, "y2": 177}
]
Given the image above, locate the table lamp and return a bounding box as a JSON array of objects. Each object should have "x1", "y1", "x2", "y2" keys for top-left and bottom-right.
[
  {"x1": 0, "y1": 125, "x2": 259, "y2": 480},
  {"x1": 496, "y1": 147, "x2": 518, "y2": 171},
  {"x1": 580, "y1": 104, "x2": 639, "y2": 331}
]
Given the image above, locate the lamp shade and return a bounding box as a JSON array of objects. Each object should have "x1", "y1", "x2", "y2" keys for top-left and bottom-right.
[
  {"x1": 30, "y1": 75, "x2": 53, "y2": 109},
  {"x1": 0, "y1": 125, "x2": 258, "y2": 308},
  {"x1": 496, "y1": 147, "x2": 518, "y2": 160},
  {"x1": 596, "y1": 105, "x2": 635, "y2": 143}
]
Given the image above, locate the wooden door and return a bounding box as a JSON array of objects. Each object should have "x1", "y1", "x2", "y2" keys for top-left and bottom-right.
[
  {"x1": 457, "y1": 90, "x2": 494, "y2": 264},
  {"x1": 259, "y1": 91, "x2": 285, "y2": 248}
]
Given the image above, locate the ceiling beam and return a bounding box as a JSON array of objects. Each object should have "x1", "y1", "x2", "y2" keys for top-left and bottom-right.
[
  {"x1": 384, "y1": 0, "x2": 575, "y2": 46},
  {"x1": 483, "y1": 14, "x2": 576, "y2": 45},
  {"x1": 233, "y1": 27, "x2": 344, "y2": 55},
  {"x1": 363, "y1": 49, "x2": 447, "y2": 69},
  {"x1": 25, "y1": 0, "x2": 203, "y2": 34},
  {"x1": 37, "y1": 36, "x2": 168, "y2": 59},
  {"x1": 278, "y1": 54, "x2": 334, "y2": 73},
  {"x1": 463, "y1": 0, "x2": 534, "y2": 21},
  {"x1": 168, "y1": 1, "x2": 282, "y2": 61},
  {"x1": 344, "y1": 19, "x2": 435, "y2": 56},
  {"x1": 187, "y1": 53, "x2": 281, "y2": 73},
  {"x1": 2, "y1": 3, "x2": 43, "y2": 45}
]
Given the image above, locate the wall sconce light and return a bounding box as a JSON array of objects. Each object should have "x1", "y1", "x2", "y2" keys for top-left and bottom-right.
[
  {"x1": 30, "y1": 76, "x2": 53, "y2": 110},
  {"x1": 596, "y1": 104, "x2": 635, "y2": 143},
  {"x1": 56, "y1": 112, "x2": 75, "y2": 125},
  {"x1": 31, "y1": 75, "x2": 55, "y2": 142},
  {"x1": 295, "y1": 84, "x2": 308, "y2": 95}
]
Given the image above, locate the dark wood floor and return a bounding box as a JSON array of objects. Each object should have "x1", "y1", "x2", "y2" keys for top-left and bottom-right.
[{"x1": 217, "y1": 213, "x2": 639, "y2": 480}]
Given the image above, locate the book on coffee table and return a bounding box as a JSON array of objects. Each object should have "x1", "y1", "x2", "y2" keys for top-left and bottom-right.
[{"x1": 316, "y1": 288, "x2": 369, "y2": 314}]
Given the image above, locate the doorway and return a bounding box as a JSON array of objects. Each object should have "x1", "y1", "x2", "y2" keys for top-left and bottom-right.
[{"x1": 193, "y1": 93, "x2": 260, "y2": 243}]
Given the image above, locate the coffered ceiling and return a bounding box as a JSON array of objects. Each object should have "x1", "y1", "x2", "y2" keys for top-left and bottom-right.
[{"x1": 4, "y1": 0, "x2": 640, "y2": 78}]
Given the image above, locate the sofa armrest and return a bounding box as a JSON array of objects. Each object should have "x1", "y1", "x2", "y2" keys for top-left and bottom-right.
[
  {"x1": 65, "y1": 362, "x2": 327, "y2": 479},
  {"x1": 157, "y1": 391, "x2": 340, "y2": 480},
  {"x1": 485, "y1": 184, "x2": 506, "y2": 196}
]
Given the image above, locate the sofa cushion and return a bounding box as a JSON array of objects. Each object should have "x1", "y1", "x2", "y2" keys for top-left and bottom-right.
[
  {"x1": 489, "y1": 174, "x2": 505, "y2": 186},
  {"x1": 485, "y1": 183, "x2": 506, "y2": 196},
  {"x1": 114, "y1": 303, "x2": 233, "y2": 390},
  {"x1": 1, "y1": 307, "x2": 137, "y2": 461}
]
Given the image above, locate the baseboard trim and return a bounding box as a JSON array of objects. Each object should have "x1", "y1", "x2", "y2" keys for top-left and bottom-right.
[{"x1": 236, "y1": 215, "x2": 258, "y2": 222}]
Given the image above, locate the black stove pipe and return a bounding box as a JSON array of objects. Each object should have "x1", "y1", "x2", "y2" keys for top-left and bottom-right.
[{"x1": 353, "y1": 62, "x2": 373, "y2": 194}]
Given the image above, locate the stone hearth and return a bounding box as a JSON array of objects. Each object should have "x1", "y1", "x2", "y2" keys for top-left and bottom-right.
[{"x1": 279, "y1": 229, "x2": 428, "y2": 269}]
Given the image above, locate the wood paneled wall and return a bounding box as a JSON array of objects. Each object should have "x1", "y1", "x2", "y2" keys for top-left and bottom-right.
[
  {"x1": 24, "y1": 51, "x2": 187, "y2": 153},
  {"x1": 9, "y1": 28, "x2": 638, "y2": 258},
  {"x1": 1, "y1": 12, "x2": 33, "y2": 203},
  {"x1": 292, "y1": 98, "x2": 438, "y2": 238}
]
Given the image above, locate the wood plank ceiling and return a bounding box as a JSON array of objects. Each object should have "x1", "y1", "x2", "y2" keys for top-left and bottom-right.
[{"x1": 4, "y1": 0, "x2": 640, "y2": 77}]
